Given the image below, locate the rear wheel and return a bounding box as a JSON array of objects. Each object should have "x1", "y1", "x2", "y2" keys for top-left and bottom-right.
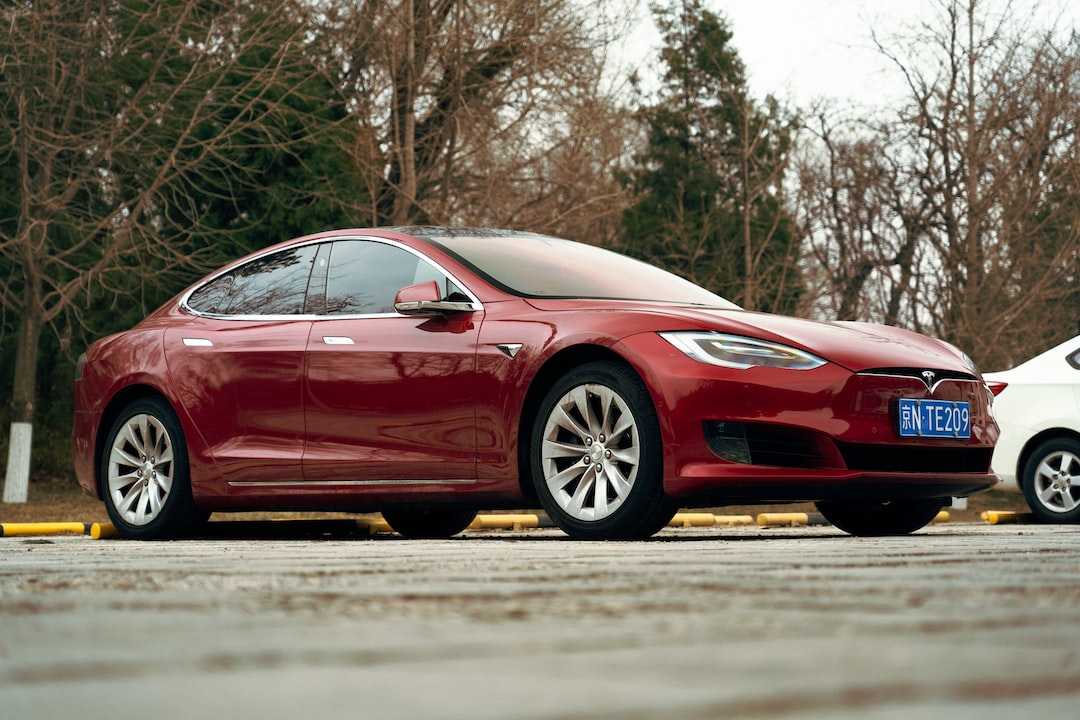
[
  {"x1": 530, "y1": 361, "x2": 676, "y2": 539},
  {"x1": 1020, "y1": 438, "x2": 1080, "y2": 523},
  {"x1": 815, "y1": 498, "x2": 945, "y2": 536},
  {"x1": 101, "y1": 397, "x2": 207, "y2": 540},
  {"x1": 381, "y1": 508, "x2": 477, "y2": 538}
]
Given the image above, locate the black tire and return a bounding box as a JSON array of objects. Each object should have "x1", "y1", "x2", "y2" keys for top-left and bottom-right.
[
  {"x1": 529, "y1": 361, "x2": 677, "y2": 539},
  {"x1": 815, "y1": 498, "x2": 945, "y2": 536},
  {"x1": 101, "y1": 397, "x2": 207, "y2": 540},
  {"x1": 1020, "y1": 437, "x2": 1080, "y2": 523},
  {"x1": 381, "y1": 507, "x2": 478, "y2": 538}
]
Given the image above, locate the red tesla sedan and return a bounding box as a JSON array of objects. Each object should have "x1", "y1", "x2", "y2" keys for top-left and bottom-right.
[{"x1": 72, "y1": 227, "x2": 999, "y2": 539}]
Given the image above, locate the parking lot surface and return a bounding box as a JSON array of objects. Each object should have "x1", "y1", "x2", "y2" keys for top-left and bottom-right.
[{"x1": 2, "y1": 523, "x2": 1079, "y2": 719}]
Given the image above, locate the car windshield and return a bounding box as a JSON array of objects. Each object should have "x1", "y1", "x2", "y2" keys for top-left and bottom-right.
[{"x1": 417, "y1": 230, "x2": 738, "y2": 307}]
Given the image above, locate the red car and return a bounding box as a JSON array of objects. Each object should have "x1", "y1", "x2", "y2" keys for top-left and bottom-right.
[{"x1": 72, "y1": 227, "x2": 999, "y2": 539}]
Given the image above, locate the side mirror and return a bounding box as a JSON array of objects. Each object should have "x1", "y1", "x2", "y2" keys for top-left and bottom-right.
[{"x1": 393, "y1": 281, "x2": 477, "y2": 315}]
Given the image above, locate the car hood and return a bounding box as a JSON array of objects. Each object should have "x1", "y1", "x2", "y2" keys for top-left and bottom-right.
[
  {"x1": 707, "y1": 311, "x2": 971, "y2": 373},
  {"x1": 527, "y1": 300, "x2": 975, "y2": 374}
]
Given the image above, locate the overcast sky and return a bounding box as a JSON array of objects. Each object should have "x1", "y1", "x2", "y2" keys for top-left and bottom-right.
[
  {"x1": 621, "y1": 0, "x2": 1079, "y2": 109},
  {"x1": 717, "y1": 0, "x2": 911, "y2": 106}
]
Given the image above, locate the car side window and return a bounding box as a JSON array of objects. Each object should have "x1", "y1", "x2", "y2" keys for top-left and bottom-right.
[
  {"x1": 325, "y1": 240, "x2": 447, "y2": 314},
  {"x1": 186, "y1": 245, "x2": 318, "y2": 316}
]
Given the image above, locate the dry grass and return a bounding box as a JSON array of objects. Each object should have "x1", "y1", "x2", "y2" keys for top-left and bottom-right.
[{"x1": 1, "y1": 476, "x2": 110, "y2": 524}]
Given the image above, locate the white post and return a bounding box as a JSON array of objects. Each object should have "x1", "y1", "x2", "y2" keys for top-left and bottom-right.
[{"x1": 2, "y1": 422, "x2": 32, "y2": 503}]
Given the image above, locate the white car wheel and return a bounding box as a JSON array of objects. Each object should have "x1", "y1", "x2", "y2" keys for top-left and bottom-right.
[{"x1": 1022, "y1": 438, "x2": 1080, "y2": 523}]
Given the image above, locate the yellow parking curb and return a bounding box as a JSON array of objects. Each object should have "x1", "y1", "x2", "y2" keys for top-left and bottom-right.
[
  {"x1": 665, "y1": 513, "x2": 757, "y2": 527},
  {"x1": 714, "y1": 514, "x2": 756, "y2": 526},
  {"x1": 982, "y1": 510, "x2": 1037, "y2": 525},
  {"x1": 757, "y1": 512, "x2": 810, "y2": 527},
  {"x1": 355, "y1": 518, "x2": 393, "y2": 534},
  {"x1": 90, "y1": 522, "x2": 120, "y2": 539},
  {"x1": 468, "y1": 514, "x2": 542, "y2": 531},
  {"x1": 0, "y1": 522, "x2": 95, "y2": 537},
  {"x1": 669, "y1": 512, "x2": 720, "y2": 527}
]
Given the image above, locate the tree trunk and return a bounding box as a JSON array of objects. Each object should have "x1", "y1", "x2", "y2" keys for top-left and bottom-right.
[
  {"x1": 742, "y1": 156, "x2": 755, "y2": 311},
  {"x1": 390, "y1": 0, "x2": 418, "y2": 225},
  {"x1": 3, "y1": 301, "x2": 43, "y2": 503}
]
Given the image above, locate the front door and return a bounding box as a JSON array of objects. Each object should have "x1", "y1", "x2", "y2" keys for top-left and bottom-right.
[{"x1": 301, "y1": 239, "x2": 482, "y2": 483}]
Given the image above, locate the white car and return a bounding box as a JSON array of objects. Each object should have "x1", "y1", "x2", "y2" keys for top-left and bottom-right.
[{"x1": 984, "y1": 335, "x2": 1080, "y2": 522}]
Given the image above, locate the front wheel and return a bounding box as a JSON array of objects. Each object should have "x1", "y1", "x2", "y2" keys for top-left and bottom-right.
[
  {"x1": 815, "y1": 498, "x2": 945, "y2": 536},
  {"x1": 381, "y1": 508, "x2": 478, "y2": 538},
  {"x1": 530, "y1": 361, "x2": 676, "y2": 539},
  {"x1": 101, "y1": 397, "x2": 207, "y2": 540},
  {"x1": 1020, "y1": 438, "x2": 1080, "y2": 523}
]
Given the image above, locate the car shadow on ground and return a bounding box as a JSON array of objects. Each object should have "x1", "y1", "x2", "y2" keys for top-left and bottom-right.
[{"x1": 179, "y1": 518, "x2": 1004, "y2": 542}]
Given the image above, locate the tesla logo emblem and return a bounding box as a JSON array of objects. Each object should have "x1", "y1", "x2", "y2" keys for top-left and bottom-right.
[{"x1": 920, "y1": 370, "x2": 936, "y2": 392}]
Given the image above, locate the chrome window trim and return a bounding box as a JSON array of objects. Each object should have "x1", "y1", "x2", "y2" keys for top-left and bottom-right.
[{"x1": 179, "y1": 235, "x2": 483, "y2": 321}]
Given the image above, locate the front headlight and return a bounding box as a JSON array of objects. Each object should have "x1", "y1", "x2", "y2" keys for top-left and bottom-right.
[
  {"x1": 937, "y1": 339, "x2": 979, "y2": 374},
  {"x1": 659, "y1": 332, "x2": 828, "y2": 370},
  {"x1": 960, "y1": 351, "x2": 978, "y2": 374}
]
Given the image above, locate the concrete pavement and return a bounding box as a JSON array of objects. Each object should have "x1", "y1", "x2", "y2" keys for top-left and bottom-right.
[{"x1": 2, "y1": 524, "x2": 1079, "y2": 719}]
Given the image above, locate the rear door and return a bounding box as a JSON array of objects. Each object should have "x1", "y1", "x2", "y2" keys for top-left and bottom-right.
[{"x1": 165, "y1": 243, "x2": 320, "y2": 484}]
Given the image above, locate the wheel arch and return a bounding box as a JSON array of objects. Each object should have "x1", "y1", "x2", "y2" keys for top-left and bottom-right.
[
  {"x1": 1017, "y1": 427, "x2": 1080, "y2": 490},
  {"x1": 515, "y1": 344, "x2": 643, "y2": 501}
]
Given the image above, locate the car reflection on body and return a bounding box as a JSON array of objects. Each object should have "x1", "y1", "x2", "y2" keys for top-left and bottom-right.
[
  {"x1": 72, "y1": 227, "x2": 999, "y2": 540},
  {"x1": 984, "y1": 335, "x2": 1080, "y2": 522}
]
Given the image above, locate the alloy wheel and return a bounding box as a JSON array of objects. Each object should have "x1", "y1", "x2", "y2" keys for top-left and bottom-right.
[
  {"x1": 540, "y1": 382, "x2": 641, "y2": 522},
  {"x1": 107, "y1": 413, "x2": 176, "y2": 526},
  {"x1": 1031, "y1": 449, "x2": 1080, "y2": 515}
]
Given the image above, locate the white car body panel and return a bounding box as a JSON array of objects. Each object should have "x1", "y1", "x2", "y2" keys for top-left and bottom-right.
[{"x1": 984, "y1": 335, "x2": 1080, "y2": 491}]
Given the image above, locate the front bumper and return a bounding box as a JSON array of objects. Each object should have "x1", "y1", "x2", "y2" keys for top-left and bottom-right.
[{"x1": 617, "y1": 332, "x2": 1000, "y2": 503}]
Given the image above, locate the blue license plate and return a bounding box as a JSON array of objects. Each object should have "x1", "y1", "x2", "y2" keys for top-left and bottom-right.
[{"x1": 896, "y1": 398, "x2": 971, "y2": 438}]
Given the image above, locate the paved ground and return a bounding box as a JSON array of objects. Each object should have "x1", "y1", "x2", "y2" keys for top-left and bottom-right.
[{"x1": 2, "y1": 522, "x2": 1079, "y2": 719}]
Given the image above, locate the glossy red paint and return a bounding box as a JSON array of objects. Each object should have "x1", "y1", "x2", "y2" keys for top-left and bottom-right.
[
  {"x1": 73, "y1": 227, "x2": 999, "y2": 535},
  {"x1": 611, "y1": 329, "x2": 996, "y2": 498}
]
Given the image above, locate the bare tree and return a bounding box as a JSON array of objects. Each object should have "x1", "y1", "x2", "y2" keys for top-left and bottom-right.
[
  {"x1": 795, "y1": 111, "x2": 930, "y2": 326},
  {"x1": 796, "y1": 0, "x2": 1080, "y2": 369},
  {"x1": 318, "y1": 0, "x2": 635, "y2": 241},
  {"x1": 0, "y1": 0, "x2": 349, "y2": 501},
  {"x1": 883, "y1": 0, "x2": 1080, "y2": 367}
]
